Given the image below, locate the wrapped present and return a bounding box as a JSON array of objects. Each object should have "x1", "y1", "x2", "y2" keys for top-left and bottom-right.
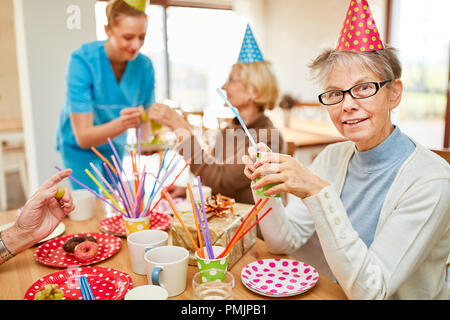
[{"x1": 171, "y1": 201, "x2": 256, "y2": 268}]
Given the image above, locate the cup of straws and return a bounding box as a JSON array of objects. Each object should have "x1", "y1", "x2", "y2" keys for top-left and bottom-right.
[
  {"x1": 195, "y1": 245, "x2": 229, "y2": 282},
  {"x1": 163, "y1": 177, "x2": 273, "y2": 284},
  {"x1": 55, "y1": 129, "x2": 192, "y2": 238}
]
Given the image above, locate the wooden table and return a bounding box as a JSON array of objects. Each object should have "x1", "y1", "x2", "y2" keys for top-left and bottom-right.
[
  {"x1": 281, "y1": 119, "x2": 346, "y2": 148},
  {"x1": 0, "y1": 201, "x2": 347, "y2": 300}
]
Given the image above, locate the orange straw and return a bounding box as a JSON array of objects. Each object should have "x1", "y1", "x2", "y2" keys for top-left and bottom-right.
[
  {"x1": 91, "y1": 146, "x2": 117, "y2": 176},
  {"x1": 234, "y1": 207, "x2": 272, "y2": 244},
  {"x1": 162, "y1": 190, "x2": 200, "y2": 254},
  {"x1": 218, "y1": 198, "x2": 262, "y2": 258},
  {"x1": 187, "y1": 182, "x2": 204, "y2": 258},
  {"x1": 217, "y1": 197, "x2": 269, "y2": 258}
]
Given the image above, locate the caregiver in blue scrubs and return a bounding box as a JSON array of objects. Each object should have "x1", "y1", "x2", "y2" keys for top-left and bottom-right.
[{"x1": 56, "y1": 0, "x2": 154, "y2": 190}]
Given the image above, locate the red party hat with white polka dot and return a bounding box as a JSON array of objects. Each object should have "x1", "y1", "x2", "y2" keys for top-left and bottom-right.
[{"x1": 335, "y1": 0, "x2": 384, "y2": 52}]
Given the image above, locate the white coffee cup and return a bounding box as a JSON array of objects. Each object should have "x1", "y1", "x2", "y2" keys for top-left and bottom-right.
[
  {"x1": 68, "y1": 189, "x2": 96, "y2": 221},
  {"x1": 124, "y1": 285, "x2": 168, "y2": 300},
  {"x1": 127, "y1": 229, "x2": 168, "y2": 275},
  {"x1": 144, "y1": 245, "x2": 189, "y2": 297}
]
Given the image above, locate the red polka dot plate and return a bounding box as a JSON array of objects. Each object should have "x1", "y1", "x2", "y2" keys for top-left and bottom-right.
[
  {"x1": 24, "y1": 266, "x2": 132, "y2": 300},
  {"x1": 34, "y1": 232, "x2": 121, "y2": 268},
  {"x1": 99, "y1": 212, "x2": 172, "y2": 237},
  {"x1": 241, "y1": 259, "x2": 319, "y2": 297}
]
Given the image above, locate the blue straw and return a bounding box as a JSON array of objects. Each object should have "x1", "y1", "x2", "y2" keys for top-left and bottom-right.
[
  {"x1": 216, "y1": 88, "x2": 258, "y2": 151},
  {"x1": 142, "y1": 156, "x2": 182, "y2": 216},
  {"x1": 107, "y1": 138, "x2": 134, "y2": 201},
  {"x1": 81, "y1": 276, "x2": 94, "y2": 300},
  {"x1": 149, "y1": 147, "x2": 170, "y2": 201},
  {"x1": 79, "y1": 277, "x2": 88, "y2": 300},
  {"x1": 160, "y1": 151, "x2": 177, "y2": 182},
  {"x1": 197, "y1": 176, "x2": 214, "y2": 259}
]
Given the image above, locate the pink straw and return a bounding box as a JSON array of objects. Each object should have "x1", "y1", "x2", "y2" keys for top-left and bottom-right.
[
  {"x1": 133, "y1": 165, "x2": 146, "y2": 217},
  {"x1": 103, "y1": 163, "x2": 131, "y2": 217},
  {"x1": 54, "y1": 165, "x2": 126, "y2": 215},
  {"x1": 89, "y1": 162, "x2": 118, "y2": 201},
  {"x1": 107, "y1": 138, "x2": 134, "y2": 200},
  {"x1": 111, "y1": 155, "x2": 134, "y2": 216},
  {"x1": 137, "y1": 127, "x2": 142, "y2": 170}
]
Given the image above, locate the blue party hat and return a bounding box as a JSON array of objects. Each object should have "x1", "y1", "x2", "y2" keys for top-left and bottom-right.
[{"x1": 237, "y1": 24, "x2": 264, "y2": 63}]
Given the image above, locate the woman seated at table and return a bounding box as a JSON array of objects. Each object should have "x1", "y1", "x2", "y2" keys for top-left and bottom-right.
[
  {"x1": 148, "y1": 25, "x2": 285, "y2": 204},
  {"x1": 243, "y1": 1, "x2": 449, "y2": 300}
]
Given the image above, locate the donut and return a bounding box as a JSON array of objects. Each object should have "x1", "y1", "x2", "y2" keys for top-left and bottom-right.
[
  {"x1": 74, "y1": 241, "x2": 99, "y2": 262},
  {"x1": 63, "y1": 236, "x2": 97, "y2": 255}
]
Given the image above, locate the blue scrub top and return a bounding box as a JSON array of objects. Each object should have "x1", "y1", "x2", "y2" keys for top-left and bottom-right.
[{"x1": 55, "y1": 40, "x2": 155, "y2": 191}]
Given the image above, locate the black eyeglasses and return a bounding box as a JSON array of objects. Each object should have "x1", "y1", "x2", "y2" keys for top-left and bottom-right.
[{"x1": 318, "y1": 80, "x2": 392, "y2": 106}]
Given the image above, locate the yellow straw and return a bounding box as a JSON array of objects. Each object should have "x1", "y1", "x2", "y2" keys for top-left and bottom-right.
[{"x1": 85, "y1": 169, "x2": 122, "y2": 210}]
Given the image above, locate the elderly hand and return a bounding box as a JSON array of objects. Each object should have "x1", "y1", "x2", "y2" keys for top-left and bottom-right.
[
  {"x1": 8, "y1": 169, "x2": 75, "y2": 254},
  {"x1": 243, "y1": 142, "x2": 272, "y2": 180},
  {"x1": 243, "y1": 143, "x2": 329, "y2": 199},
  {"x1": 147, "y1": 103, "x2": 188, "y2": 130}
]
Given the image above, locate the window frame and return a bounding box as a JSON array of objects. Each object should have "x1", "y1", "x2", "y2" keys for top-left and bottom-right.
[
  {"x1": 386, "y1": 0, "x2": 450, "y2": 148},
  {"x1": 97, "y1": 0, "x2": 232, "y2": 101}
]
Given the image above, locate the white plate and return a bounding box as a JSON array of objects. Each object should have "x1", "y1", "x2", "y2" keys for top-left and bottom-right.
[
  {"x1": 0, "y1": 222, "x2": 65, "y2": 244},
  {"x1": 240, "y1": 258, "x2": 319, "y2": 298}
]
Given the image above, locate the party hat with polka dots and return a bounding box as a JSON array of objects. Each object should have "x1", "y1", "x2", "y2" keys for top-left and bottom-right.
[
  {"x1": 123, "y1": 0, "x2": 147, "y2": 12},
  {"x1": 335, "y1": 0, "x2": 384, "y2": 52},
  {"x1": 238, "y1": 24, "x2": 264, "y2": 63}
]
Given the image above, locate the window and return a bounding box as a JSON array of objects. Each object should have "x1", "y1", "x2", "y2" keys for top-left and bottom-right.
[
  {"x1": 166, "y1": 6, "x2": 243, "y2": 127},
  {"x1": 390, "y1": 0, "x2": 450, "y2": 149},
  {"x1": 95, "y1": 1, "x2": 244, "y2": 129}
]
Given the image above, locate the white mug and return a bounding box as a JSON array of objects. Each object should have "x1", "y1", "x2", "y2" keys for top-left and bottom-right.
[
  {"x1": 68, "y1": 189, "x2": 96, "y2": 221},
  {"x1": 127, "y1": 230, "x2": 168, "y2": 275},
  {"x1": 144, "y1": 246, "x2": 189, "y2": 297},
  {"x1": 124, "y1": 285, "x2": 168, "y2": 300}
]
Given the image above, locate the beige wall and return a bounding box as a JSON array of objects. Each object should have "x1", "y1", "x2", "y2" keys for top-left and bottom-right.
[
  {"x1": 14, "y1": 0, "x2": 97, "y2": 191},
  {"x1": 0, "y1": 0, "x2": 22, "y2": 120}
]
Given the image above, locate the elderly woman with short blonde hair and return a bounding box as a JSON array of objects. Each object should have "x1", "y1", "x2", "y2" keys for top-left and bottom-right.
[
  {"x1": 148, "y1": 60, "x2": 285, "y2": 204},
  {"x1": 244, "y1": 1, "x2": 449, "y2": 299}
]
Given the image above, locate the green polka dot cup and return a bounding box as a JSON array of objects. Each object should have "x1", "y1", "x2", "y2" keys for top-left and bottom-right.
[
  {"x1": 123, "y1": 216, "x2": 151, "y2": 237},
  {"x1": 195, "y1": 246, "x2": 229, "y2": 282},
  {"x1": 255, "y1": 152, "x2": 281, "y2": 198}
]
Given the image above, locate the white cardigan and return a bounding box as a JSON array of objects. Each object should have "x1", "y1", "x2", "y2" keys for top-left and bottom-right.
[{"x1": 254, "y1": 140, "x2": 450, "y2": 300}]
